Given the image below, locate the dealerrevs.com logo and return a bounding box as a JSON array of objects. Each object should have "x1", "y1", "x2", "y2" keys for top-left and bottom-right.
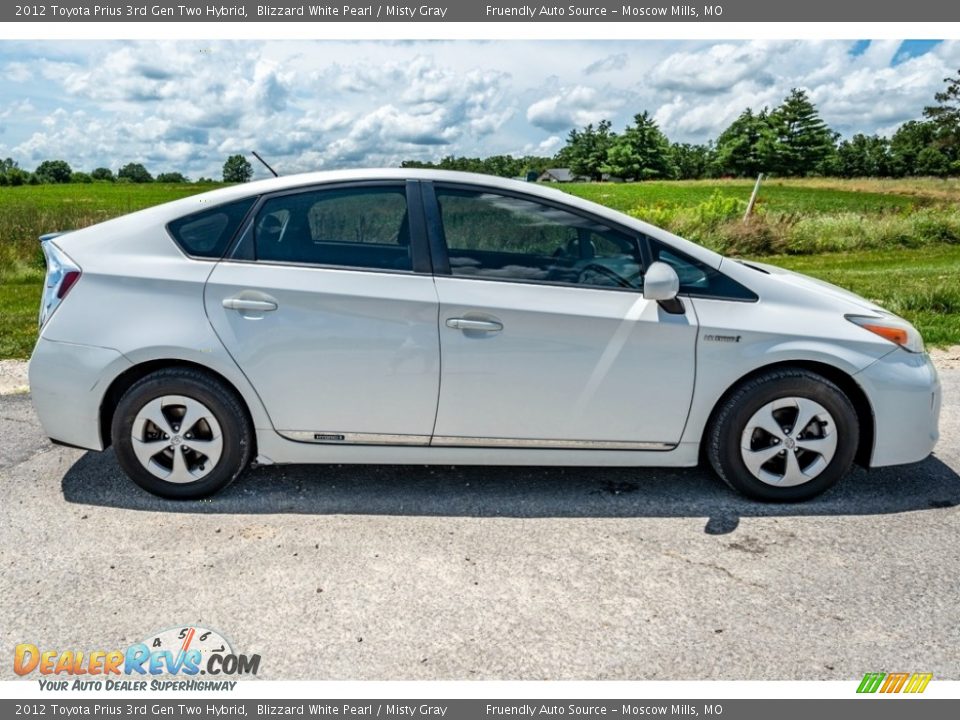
[{"x1": 14, "y1": 626, "x2": 260, "y2": 691}]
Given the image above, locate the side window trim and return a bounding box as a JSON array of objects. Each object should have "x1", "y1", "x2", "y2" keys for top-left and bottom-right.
[
  {"x1": 420, "y1": 181, "x2": 451, "y2": 275},
  {"x1": 225, "y1": 180, "x2": 432, "y2": 275},
  {"x1": 424, "y1": 182, "x2": 647, "y2": 292}
]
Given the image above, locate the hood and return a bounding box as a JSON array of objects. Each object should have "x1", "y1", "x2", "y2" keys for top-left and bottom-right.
[{"x1": 735, "y1": 259, "x2": 888, "y2": 315}]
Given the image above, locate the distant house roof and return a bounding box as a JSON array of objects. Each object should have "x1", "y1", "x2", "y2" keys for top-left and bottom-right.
[{"x1": 538, "y1": 168, "x2": 581, "y2": 182}]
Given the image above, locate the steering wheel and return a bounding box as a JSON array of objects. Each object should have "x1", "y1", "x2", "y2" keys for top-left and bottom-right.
[{"x1": 577, "y1": 263, "x2": 634, "y2": 288}]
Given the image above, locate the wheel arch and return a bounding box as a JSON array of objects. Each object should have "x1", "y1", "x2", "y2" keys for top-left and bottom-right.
[
  {"x1": 700, "y1": 359, "x2": 875, "y2": 467},
  {"x1": 99, "y1": 359, "x2": 259, "y2": 455}
]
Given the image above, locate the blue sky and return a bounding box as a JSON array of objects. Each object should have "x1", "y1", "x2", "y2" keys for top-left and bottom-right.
[{"x1": 0, "y1": 39, "x2": 957, "y2": 180}]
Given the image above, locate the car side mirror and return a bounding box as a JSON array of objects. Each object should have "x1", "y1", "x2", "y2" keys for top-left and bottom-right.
[{"x1": 643, "y1": 261, "x2": 684, "y2": 314}]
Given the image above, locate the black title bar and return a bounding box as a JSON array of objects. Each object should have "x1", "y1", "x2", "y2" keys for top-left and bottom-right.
[
  {"x1": 4, "y1": 1, "x2": 959, "y2": 22},
  {"x1": 1, "y1": 700, "x2": 959, "y2": 720}
]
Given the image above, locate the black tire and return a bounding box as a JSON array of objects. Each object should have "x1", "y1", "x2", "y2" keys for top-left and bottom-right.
[
  {"x1": 706, "y1": 368, "x2": 859, "y2": 502},
  {"x1": 111, "y1": 368, "x2": 253, "y2": 499}
]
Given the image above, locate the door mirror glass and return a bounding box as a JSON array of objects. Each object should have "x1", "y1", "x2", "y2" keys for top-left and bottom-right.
[{"x1": 643, "y1": 262, "x2": 680, "y2": 301}]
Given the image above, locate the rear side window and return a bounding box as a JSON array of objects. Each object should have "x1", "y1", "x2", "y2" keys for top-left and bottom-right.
[
  {"x1": 167, "y1": 198, "x2": 256, "y2": 258},
  {"x1": 253, "y1": 186, "x2": 412, "y2": 272}
]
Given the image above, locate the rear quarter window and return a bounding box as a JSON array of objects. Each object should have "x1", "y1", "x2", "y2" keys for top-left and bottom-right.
[{"x1": 167, "y1": 197, "x2": 257, "y2": 258}]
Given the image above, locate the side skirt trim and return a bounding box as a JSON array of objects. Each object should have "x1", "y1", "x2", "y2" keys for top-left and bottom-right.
[
  {"x1": 281, "y1": 431, "x2": 431, "y2": 446},
  {"x1": 280, "y1": 430, "x2": 674, "y2": 451}
]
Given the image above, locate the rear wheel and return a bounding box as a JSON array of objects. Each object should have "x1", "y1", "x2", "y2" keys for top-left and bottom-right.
[
  {"x1": 707, "y1": 368, "x2": 859, "y2": 502},
  {"x1": 111, "y1": 368, "x2": 253, "y2": 499}
]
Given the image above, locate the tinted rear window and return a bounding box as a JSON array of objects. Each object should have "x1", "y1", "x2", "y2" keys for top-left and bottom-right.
[{"x1": 167, "y1": 198, "x2": 257, "y2": 258}]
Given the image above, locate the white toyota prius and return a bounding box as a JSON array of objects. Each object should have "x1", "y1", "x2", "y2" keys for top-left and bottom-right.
[{"x1": 29, "y1": 170, "x2": 941, "y2": 501}]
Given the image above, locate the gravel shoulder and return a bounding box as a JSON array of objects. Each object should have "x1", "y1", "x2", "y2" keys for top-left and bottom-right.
[{"x1": 0, "y1": 360, "x2": 29, "y2": 395}]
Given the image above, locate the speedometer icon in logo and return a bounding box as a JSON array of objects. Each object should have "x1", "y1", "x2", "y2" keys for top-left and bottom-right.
[{"x1": 144, "y1": 626, "x2": 233, "y2": 673}]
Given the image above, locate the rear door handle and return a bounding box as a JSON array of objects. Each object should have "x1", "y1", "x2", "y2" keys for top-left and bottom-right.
[
  {"x1": 223, "y1": 297, "x2": 278, "y2": 312},
  {"x1": 446, "y1": 318, "x2": 503, "y2": 332}
]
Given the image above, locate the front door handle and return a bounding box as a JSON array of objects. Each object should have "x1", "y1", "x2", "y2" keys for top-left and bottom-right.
[
  {"x1": 223, "y1": 297, "x2": 278, "y2": 312},
  {"x1": 446, "y1": 318, "x2": 503, "y2": 332}
]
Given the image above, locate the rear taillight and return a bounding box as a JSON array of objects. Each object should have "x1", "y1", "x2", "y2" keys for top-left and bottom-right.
[{"x1": 38, "y1": 241, "x2": 81, "y2": 328}]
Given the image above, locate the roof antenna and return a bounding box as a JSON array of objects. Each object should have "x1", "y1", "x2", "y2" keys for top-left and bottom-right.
[{"x1": 251, "y1": 151, "x2": 279, "y2": 178}]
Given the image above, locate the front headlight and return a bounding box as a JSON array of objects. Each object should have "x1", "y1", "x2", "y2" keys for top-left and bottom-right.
[{"x1": 846, "y1": 314, "x2": 925, "y2": 353}]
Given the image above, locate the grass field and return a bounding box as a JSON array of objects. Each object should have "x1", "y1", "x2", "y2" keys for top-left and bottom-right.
[
  {"x1": 0, "y1": 182, "x2": 228, "y2": 274},
  {"x1": 1, "y1": 178, "x2": 958, "y2": 358},
  {"x1": 562, "y1": 178, "x2": 928, "y2": 214}
]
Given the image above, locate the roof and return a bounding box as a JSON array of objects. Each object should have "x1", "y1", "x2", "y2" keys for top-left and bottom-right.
[{"x1": 538, "y1": 168, "x2": 579, "y2": 182}]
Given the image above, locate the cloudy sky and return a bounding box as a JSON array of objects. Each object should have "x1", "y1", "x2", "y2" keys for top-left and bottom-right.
[{"x1": 1, "y1": 39, "x2": 957, "y2": 179}]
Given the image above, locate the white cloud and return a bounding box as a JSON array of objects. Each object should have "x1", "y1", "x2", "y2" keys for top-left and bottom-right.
[
  {"x1": 584, "y1": 53, "x2": 628, "y2": 75},
  {"x1": 526, "y1": 85, "x2": 623, "y2": 132},
  {"x1": 1, "y1": 39, "x2": 959, "y2": 176},
  {"x1": 649, "y1": 41, "x2": 787, "y2": 93},
  {"x1": 4, "y1": 61, "x2": 31, "y2": 83}
]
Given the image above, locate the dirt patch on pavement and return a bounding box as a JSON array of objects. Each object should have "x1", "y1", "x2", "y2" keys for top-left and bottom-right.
[
  {"x1": 930, "y1": 345, "x2": 960, "y2": 371},
  {"x1": 0, "y1": 360, "x2": 28, "y2": 395}
]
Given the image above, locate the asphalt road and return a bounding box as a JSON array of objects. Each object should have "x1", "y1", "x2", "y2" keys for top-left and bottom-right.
[{"x1": 0, "y1": 369, "x2": 958, "y2": 681}]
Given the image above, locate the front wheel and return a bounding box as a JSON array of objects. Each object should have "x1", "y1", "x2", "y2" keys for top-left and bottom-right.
[
  {"x1": 706, "y1": 369, "x2": 859, "y2": 502},
  {"x1": 111, "y1": 368, "x2": 253, "y2": 499}
]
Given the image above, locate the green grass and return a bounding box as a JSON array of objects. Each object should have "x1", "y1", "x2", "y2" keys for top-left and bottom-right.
[
  {"x1": 0, "y1": 182, "x2": 226, "y2": 273},
  {"x1": 562, "y1": 179, "x2": 925, "y2": 215},
  {"x1": 0, "y1": 179, "x2": 958, "y2": 359},
  {"x1": 0, "y1": 269, "x2": 42, "y2": 359}
]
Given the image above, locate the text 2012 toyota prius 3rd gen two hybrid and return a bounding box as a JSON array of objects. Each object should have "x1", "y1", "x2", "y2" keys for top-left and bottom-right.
[{"x1": 29, "y1": 170, "x2": 941, "y2": 501}]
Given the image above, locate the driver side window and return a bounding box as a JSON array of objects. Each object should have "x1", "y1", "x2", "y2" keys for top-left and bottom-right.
[{"x1": 435, "y1": 188, "x2": 643, "y2": 290}]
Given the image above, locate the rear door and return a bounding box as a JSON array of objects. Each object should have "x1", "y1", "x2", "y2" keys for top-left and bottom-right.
[
  {"x1": 424, "y1": 183, "x2": 698, "y2": 448},
  {"x1": 204, "y1": 181, "x2": 440, "y2": 445}
]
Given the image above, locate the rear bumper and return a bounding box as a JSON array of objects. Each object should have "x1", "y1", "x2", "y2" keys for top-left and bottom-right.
[
  {"x1": 856, "y1": 349, "x2": 941, "y2": 467},
  {"x1": 28, "y1": 337, "x2": 131, "y2": 451}
]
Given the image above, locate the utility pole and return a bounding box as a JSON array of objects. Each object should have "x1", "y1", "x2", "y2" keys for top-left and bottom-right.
[{"x1": 744, "y1": 172, "x2": 764, "y2": 221}]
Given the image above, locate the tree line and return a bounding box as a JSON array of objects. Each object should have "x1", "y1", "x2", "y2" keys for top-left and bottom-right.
[
  {"x1": 407, "y1": 70, "x2": 960, "y2": 181},
  {"x1": 0, "y1": 154, "x2": 254, "y2": 187}
]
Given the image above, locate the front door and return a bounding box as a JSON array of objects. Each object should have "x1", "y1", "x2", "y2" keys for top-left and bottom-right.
[{"x1": 426, "y1": 185, "x2": 698, "y2": 448}]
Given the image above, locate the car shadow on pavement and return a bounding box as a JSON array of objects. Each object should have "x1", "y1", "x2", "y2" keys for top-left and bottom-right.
[{"x1": 61, "y1": 449, "x2": 960, "y2": 535}]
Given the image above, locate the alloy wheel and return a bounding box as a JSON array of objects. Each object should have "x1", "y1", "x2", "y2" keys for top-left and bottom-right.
[
  {"x1": 130, "y1": 395, "x2": 223, "y2": 484},
  {"x1": 739, "y1": 397, "x2": 838, "y2": 487}
]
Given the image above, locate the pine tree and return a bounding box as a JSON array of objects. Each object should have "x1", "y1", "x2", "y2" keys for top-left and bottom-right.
[
  {"x1": 764, "y1": 89, "x2": 837, "y2": 176},
  {"x1": 556, "y1": 120, "x2": 615, "y2": 181},
  {"x1": 713, "y1": 109, "x2": 770, "y2": 177},
  {"x1": 602, "y1": 112, "x2": 675, "y2": 180}
]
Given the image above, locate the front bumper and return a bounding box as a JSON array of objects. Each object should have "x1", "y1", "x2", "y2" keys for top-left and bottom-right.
[
  {"x1": 855, "y1": 348, "x2": 941, "y2": 467},
  {"x1": 28, "y1": 337, "x2": 132, "y2": 451}
]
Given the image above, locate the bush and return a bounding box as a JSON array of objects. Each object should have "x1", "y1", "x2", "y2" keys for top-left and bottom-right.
[
  {"x1": 693, "y1": 190, "x2": 745, "y2": 227},
  {"x1": 156, "y1": 172, "x2": 189, "y2": 183},
  {"x1": 70, "y1": 172, "x2": 93, "y2": 184},
  {"x1": 35, "y1": 159, "x2": 73, "y2": 184},
  {"x1": 118, "y1": 163, "x2": 153, "y2": 183},
  {"x1": 629, "y1": 193, "x2": 960, "y2": 257}
]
